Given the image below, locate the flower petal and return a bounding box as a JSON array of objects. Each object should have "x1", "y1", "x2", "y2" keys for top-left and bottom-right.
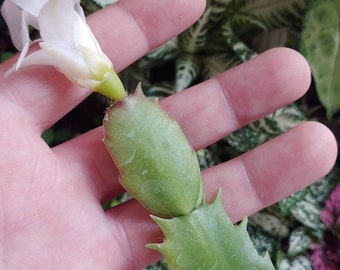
[
  {"x1": 8, "y1": 0, "x2": 48, "y2": 16},
  {"x1": 38, "y1": 0, "x2": 75, "y2": 45},
  {"x1": 38, "y1": 43, "x2": 89, "y2": 77},
  {"x1": 80, "y1": 45, "x2": 111, "y2": 78},
  {"x1": 1, "y1": 1, "x2": 28, "y2": 51},
  {"x1": 2, "y1": 0, "x2": 123, "y2": 96},
  {"x1": 74, "y1": 0, "x2": 86, "y2": 21},
  {"x1": 73, "y1": 12, "x2": 102, "y2": 53}
]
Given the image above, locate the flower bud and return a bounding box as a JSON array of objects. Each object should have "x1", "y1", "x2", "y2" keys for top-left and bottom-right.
[{"x1": 1, "y1": 0, "x2": 126, "y2": 100}]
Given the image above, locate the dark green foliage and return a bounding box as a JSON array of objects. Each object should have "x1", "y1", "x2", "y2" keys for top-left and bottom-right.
[{"x1": 300, "y1": 0, "x2": 340, "y2": 119}]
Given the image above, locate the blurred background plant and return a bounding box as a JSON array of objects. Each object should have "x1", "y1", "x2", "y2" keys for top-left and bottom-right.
[{"x1": 1, "y1": 0, "x2": 339, "y2": 269}]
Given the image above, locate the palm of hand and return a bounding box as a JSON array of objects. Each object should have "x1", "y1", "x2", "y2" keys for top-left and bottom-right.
[
  {"x1": 0, "y1": 1, "x2": 337, "y2": 270},
  {"x1": 0, "y1": 96, "x2": 162, "y2": 269},
  {"x1": 0, "y1": 121, "x2": 119, "y2": 268}
]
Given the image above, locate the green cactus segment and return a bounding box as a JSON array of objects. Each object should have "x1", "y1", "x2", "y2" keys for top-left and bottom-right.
[
  {"x1": 103, "y1": 84, "x2": 274, "y2": 268},
  {"x1": 103, "y1": 84, "x2": 204, "y2": 217},
  {"x1": 148, "y1": 191, "x2": 275, "y2": 270}
]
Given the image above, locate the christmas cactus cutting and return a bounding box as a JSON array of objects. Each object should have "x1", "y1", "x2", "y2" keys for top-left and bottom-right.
[
  {"x1": 1, "y1": 0, "x2": 126, "y2": 100},
  {"x1": 1, "y1": 0, "x2": 275, "y2": 269}
]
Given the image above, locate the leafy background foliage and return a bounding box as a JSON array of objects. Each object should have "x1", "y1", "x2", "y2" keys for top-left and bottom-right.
[{"x1": 0, "y1": 0, "x2": 339, "y2": 269}]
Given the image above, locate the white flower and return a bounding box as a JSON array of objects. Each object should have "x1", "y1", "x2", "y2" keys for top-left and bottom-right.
[{"x1": 1, "y1": 0, "x2": 126, "y2": 100}]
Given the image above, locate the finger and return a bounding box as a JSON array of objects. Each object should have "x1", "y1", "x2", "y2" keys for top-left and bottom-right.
[
  {"x1": 53, "y1": 47, "x2": 311, "y2": 201},
  {"x1": 202, "y1": 121, "x2": 337, "y2": 222},
  {"x1": 104, "y1": 121, "x2": 337, "y2": 269},
  {"x1": 0, "y1": 0, "x2": 206, "y2": 131},
  {"x1": 88, "y1": 0, "x2": 205, "y2": 72},
  {"x1": 161, "y1": 47, "x2": 311, "y2": 149}
]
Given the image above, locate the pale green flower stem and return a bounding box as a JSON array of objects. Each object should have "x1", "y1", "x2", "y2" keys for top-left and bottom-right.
[{"x1": 94, "y1": 68, "x2": 127, "y2": 101}]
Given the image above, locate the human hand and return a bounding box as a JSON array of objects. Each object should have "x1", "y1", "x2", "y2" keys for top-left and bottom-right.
[{"x1": 0, "y1": 0, "x2": 337, "y2": 269}]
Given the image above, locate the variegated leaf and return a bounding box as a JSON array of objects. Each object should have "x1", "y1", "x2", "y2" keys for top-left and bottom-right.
[
  {"x1": 226, "y1": 104, "x2": 305, "y2": 152},
  {"x1": 230, "y1": 12, "x2": 268, "y2": 31},
  {"x1": 178, "y1": 7, "x2": 211, "y2": 53},
  {"x1": 147, "y1": 38, "x2": 179, "y2": 61},
  {"x1": 279, "y1": 172, "x2": 338, "y2": 216},
  {"x1": 144, "y1": 82, "x2": 175, "y2": 99},
  {"x1": 175, "y1": 54, "x2": 201, "y2": 91},
  {"x1": 249, "y1": 212, "x2": 289, "y2": 238},
  {"x1": 278, "y1": 255, "x2": 312, "y2": 270},
  {"x1": 207, "y1": 0, "x2": 232, "y2": 25},
  {"x1": 221, "y1": 19, "x2": 257, "y2": 62},
  {"x1": 91, "y1": 0, "x2": 118, "y2": 7},
  {"x1": 251, "y1": 28, "x2": 300, "y2": 53},
  {"x1": 287, "y1": 227, "x2": 313, "y2": 256},
  {"x1": 306, "y1": 171, "x2": 339, "y2": 205},
  {"x1": 278, "y1": 173, "x2": 337, "y2": 237},
  {"x1": 247, "y1": 224, "x2": 277, "y2": 257},
  {"x1": 290, "y1": 201, "x2": 325, "y2": 232},
  {"x1": 82, "y1": 0, "x2": 102, "y2": 14},
  {"x1": 242, "y1": 0, "x2": 307, "y2": 30},
  {"x1": 279, "y1": 189, "x2": 308, "y2": 216},
  {"x1": 196, "y1": 148, "x2": 219, "y2": 170}
]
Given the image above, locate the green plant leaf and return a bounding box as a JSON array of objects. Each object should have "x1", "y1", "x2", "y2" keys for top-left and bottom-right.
[
  {"x1": 251, "y1": 28, "x2": 300, "y2": 53},
  {"x1": 81, "y1": 0, "x2": 102, "y2": 14},
  {"x1": 247, "y1": 224, "x2": 277, "y2": 257},
  {"x1": 241, "y1": 0, "x2": 306, "y2": 30},
  {"x1": 249, "y1": 211, "x2": 289, "y2": 238},
  {"x1": 147, "y1": 38, "x2": 179, "y2": 61},
  {"x1": 232, "y1": 12, "x2": 268, "y2": 31},
  {"x1": 278, "y1": 255, "x2": 312, "y2": 270},
  {"x1": 91, "y1": 0, "x2": 118, "y2": 7},
  {"x1": 174, "y1": 54, "x2": 201, "y2": 91},
  {"x1": 178, "y1": 7, "x2": 211, "y2": 53},
  {"x1": 278, "y1": 173, "x2": 337, "y2": 239},
  {"x1": 291, "y1": 201, "x2": 326, "y2": 232},
  {"x1": 279, "y1": 172, "x2": 338, "y2": 217},
  {"x1": 226, "y1": 104, "x2": 306, "y2": 153},
  {"x1": 287, "y1": 227, "x2": 313, "y2": 257},
  {"x1": 247, "y1": 206, "x2": 290, "y2": 259},
  {"x1": 196, "y1": 148, "x2": 218, "y2": 170},
  {"x1": 0, "y1": 51, "x2": 14, "y2": 62},
  {"x1": 144, "y1": 260, "x2": 168, "y2": 270},
  {"x1": 144, "y1": 82, "x2": 175, "y2": 99},
  {"x1": 300, "y1": 0, "x2": 340, "y2": 119},
  {"x1": 221, "y1": 19, "x2": 257, "y2": 62},
  {"x1": 207, "y1": 0, "x2": 232, "y2": 25}
]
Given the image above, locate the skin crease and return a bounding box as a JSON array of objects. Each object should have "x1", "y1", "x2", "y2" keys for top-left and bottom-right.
[{"x1": 0, "y1": 0, "x2": 337, "y2": 269}]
